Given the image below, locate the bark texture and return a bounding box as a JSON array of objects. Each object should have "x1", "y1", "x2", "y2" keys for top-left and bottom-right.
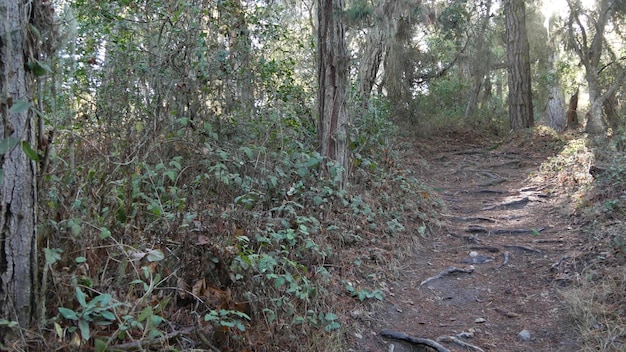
[
  {"x1": 504, "y1": 0, "x2": 534, "y2": 130},
  {"x1": 317, "y1": 0, "x2": 349, "y2": 185},
  {"x1": 543, "y1": 86, "x2": 566, "y2": 132},
  {"x1": 0, "y1": 0, "x2": 38, "y2": 340}
]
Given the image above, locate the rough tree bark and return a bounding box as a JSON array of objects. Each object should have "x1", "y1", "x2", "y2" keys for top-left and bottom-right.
[
  {"x1": 0, "y1": 0, "x2": 39, "y2": 341},
  {"x1": 566, "y1": 88, "x2": 579, "y2": 129},
  {"x1": 317, "y1": 0, "x2": 349, "y2": 186},
  {"x1": 504, "y1": 0, "x2": 534, "y2": 130}
]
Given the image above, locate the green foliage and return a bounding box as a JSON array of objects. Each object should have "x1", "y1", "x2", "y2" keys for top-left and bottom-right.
[
  {"x1": 58, "y1": 288, "x2": 121, "y2": 341},
  {"x1": 343, "y1": 281, "x2": 384, "y2": 302},
  {"x1": 204, "y1": 309, "x2": 251, "y2": 332}
]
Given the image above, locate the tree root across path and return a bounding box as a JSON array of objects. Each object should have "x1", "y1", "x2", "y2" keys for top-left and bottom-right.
[
  {"x1": 381, "y1": 330, "x2": 486, "y2": 352},
  {"x1": 380, "y1": 330, "x2": 451, "y2": 352},
  {"x1": 420, "y1": 266, "x2": 474, "y2": 286}
]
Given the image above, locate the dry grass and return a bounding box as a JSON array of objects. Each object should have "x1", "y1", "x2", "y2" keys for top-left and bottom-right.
[{"x1": 562, "y1": 271, "x2": 626, "y2": 351}]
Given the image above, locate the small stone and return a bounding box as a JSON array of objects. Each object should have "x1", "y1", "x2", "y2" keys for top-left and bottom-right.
[
  {"x1": 354, "y1": 333, "x2": 363, "y2": 339},
  {"x1": 518, "y1": 329, "x2": 531, "y2": 341},
  {"x1": 475, "y1": 317, "x2": 486, "y2": 323},
  {"x1": 458, "y1": 331, "x2": 474, "y2": 338}
]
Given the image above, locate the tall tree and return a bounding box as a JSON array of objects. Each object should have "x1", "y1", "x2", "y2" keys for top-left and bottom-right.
[
  {"x1": 464, "y1": 0, "x2": 494, "y2": 119},
  {"x1": 504, "y1": 0, "x2": 534, "y2": 130},
  {"x1": 567, "y1": 0, "x2": 626, "y2": 136},
  {"x1": 0, "y1": 0, "x2": 50, "y2": 340},
  {"x1": 317, "y1": 0, "x2": 349, "y2": 185}
]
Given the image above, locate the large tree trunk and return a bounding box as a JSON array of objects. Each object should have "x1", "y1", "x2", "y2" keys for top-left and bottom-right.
[
  {"x1": 504, "y1": 0, "x2": 534, "y2": 130},
  {"x1": 543, "y1": 86, "x2": 566, "y2": 132},
  {"x1": 317, "y1": 0, "x2": 349, "y2": 186},
  {"x1": 0, "y1": 0, "x2": 39, "y2": 340}
]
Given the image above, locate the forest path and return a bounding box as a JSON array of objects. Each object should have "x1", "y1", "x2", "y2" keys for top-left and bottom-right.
[{"x1": 352, "y1": 132, "x2": 584, "y2": 352}]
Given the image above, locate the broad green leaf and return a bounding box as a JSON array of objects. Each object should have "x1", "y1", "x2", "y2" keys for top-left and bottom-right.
[
  {"x1": 0, "y1": 319, "x2": 19, "y2": 328},
  {"x1": 0, "y1": 137, "x2": 19, "y2": 154},
  {"x1": 75, "y1": 256, "x2": 87, "y2": 264},
  {"x1": 324, "y1": 312, "x2": 338, "y2": 321},
  {"x1": 100, "y1": 227, "x2": 111, "y2": 240},
  {"x1": 78, "y1": 319, "x2": 90, "y2": 340},
  {"x1": 58, "y1": 307, "x2": 79, "y2": 320},
  {"x1": 8, "y1": 100, "x2": 31, "y2": 113},
  {"x1": 138, "y1": 306, "x2": 152, "y2": 322},
  {"x1": 75, "y1": 287, "x2": 87, "y2": 307},
  {"x1": 21, "y1": 141, "x2": 39, "y2": 161},
  {"x1": 324, "y1": 321, "x2": 340, "y2": 332},
  {"x1": 27, "y1": 60, "x2": 52, "y2": 76},
  {"x1": 94, "y1": 339, "x2": 107, "y2": 352},
  {"x1": 146, "y1": 248, "x2": 165, "y2": 262},
  {"x1": 44, "y1": 247, "x2": 63, "y2": 266},
  {"x1": 164, "y1": 170, "x2": 177, "y2": 182},
  {"x1": 100, "y1": 311, "x2": 116, "y2": 321}
]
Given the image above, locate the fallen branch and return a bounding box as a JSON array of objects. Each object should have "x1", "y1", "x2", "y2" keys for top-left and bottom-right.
[
  {"x1": 438, "y1": 335, "x2": 485, "y2": 352},
  {"x1": 420, "y1": 266, "x2": 474, "y2": 286},
  {"x1": 380, "y1": 330, "x2": 451, "y2": 352}
]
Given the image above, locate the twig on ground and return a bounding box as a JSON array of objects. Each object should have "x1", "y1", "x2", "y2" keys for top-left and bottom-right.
[
  {"x1": 380, "y1": 330, "x2": 451, "y2": 352},
  {"x1": 438, "y1": 335, "x2": 485, "y2": 352},
  {"x1": 420, "y1": 266, "x2": 474, "y2": 286}
]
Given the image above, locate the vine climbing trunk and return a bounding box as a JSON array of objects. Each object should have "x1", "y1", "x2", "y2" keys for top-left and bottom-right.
[
  {"x1": 0, "y1": 0, "x2": 40, "y2": 342},
  {"x1": 317, "y1": 0, "x2": 349, "y2": 186}
]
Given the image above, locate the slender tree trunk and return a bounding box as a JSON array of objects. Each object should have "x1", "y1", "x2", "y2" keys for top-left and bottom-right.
[
  {"x1": 504, "y1": 0, "x2": 533, "y2": 130},
  {"x1": 566, "y1": 88, "x2": 579, "y2": 129},
  {"x1": 357, "y1": 0, "x2": 397, "y2": 104},
  {"x1": 464, "y1": 0, "x2": 492, "y2": 119},
  {"x1": 317, "y1": 0, "x2": 349, "y2": 185},
  {"x1": 0, "y1": 0, "x2": 39, "y2": 340}
]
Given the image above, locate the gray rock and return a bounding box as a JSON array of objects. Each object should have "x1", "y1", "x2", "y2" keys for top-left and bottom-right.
[{"x1": 518, "y1": 329, "x2": 531, "y2": 341}]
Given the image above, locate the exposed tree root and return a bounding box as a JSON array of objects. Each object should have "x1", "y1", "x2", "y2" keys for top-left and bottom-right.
[
  {"x1": 380, "y1": 330, "x2": 451, "y2": 352},
  {"x1": 482, "y1": 196, "x2": 529, "y2": 210},
  {"x1": 496, "y1": 251, "x2": 511, "y2": 269},
  {"x1": 420, "y1": 266, "x2": 474, "y2": 286},
  {"x1": 107, "y1": 326, "x2": 195, "y2": 351},
  {"x1": 503, "y1": 244, "x2": 541, "y2": 253},
  {"x1": 438, "y1": 335, "x2": 485, "y2": 352}
]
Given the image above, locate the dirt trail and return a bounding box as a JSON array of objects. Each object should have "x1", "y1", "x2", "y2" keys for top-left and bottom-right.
[{"x1": 353, "y1": 135, "x2": 583, "y2": 351}]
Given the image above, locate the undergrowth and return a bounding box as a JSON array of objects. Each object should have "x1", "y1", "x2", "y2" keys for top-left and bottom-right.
[
  {"x1": 23, "y1": 98, "x2": 440, "y2": 351},
  {"x1": 544, "y1": 130, "x2": 626, "y2": 351}
]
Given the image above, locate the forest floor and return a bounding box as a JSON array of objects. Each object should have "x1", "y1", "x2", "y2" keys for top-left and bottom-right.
[{"x1": 350, "y1": 131, "x2": 589, "y2": 352}]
